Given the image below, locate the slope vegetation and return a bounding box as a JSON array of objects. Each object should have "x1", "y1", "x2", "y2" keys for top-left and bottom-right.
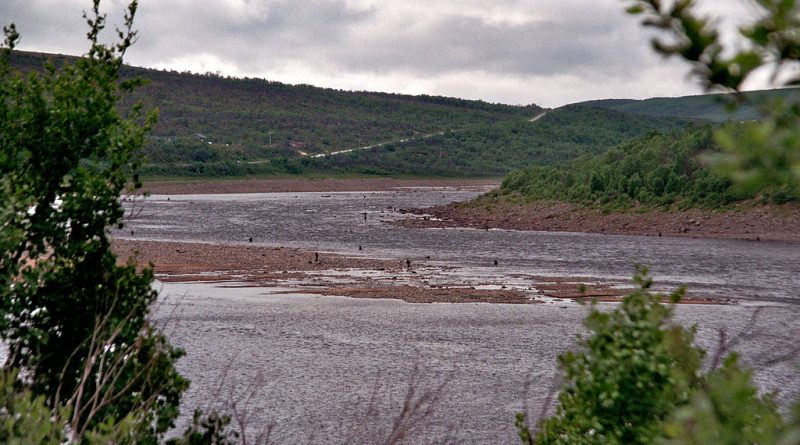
[
  {"x1": 310, "y1": 105, "x2": 688, "y2": 176},
  {"x1": 9, "y1": 51, "x2": 540, "y2": 171},
  {"x1": 500, "y1": 126, "x2": 798, "y2": 209}
]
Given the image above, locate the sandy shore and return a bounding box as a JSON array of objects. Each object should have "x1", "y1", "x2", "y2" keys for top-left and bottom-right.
[
  {"x1": 141, "y1": 177, "x2": 797, "y2": 242},
  {"x1": 397, "y1": 200, "x2": 800, "y2": 242},
  {"x1": 113, "y1": 239, "x2": 727, "y2": 305},
  {"x1": 142, "y1": 177, "x2": 499, "y2": 195},
  {"x1": 113, "y1": 239, "x2": 536, "y2": 304}
]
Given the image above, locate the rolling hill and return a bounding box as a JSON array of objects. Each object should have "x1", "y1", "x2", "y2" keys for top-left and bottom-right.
[
  {"x1": 9, "y1": 51, "x2": 541, "y2": 174},
  {"x1": 581, "y1": 88, "x2": 800, "y2": 123},
  {"x1": 307, "y1": 105, "x2": 688, "y2": 177},
  {"x1": 13, "y1": 50, "x2": 797, "y2": 179}
]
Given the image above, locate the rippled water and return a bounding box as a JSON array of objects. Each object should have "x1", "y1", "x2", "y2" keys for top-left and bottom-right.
[
  {"x1": 158, "y1": 283, "x2": 798, "y2": 444},
  {"x1": 123, "y1": 187, "x2": 800, "y2": 304},
  {"x1": 117, "y1": 187, "x2": 800, "y2": 443}
]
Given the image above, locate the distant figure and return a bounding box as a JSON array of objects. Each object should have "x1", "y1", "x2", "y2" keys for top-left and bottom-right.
[
  {"x1": 494, "y1": 259, "x2": 498, "y2": 266},
  {"x1": 363, "y1": 212, "x2": 367, "y2": 221},
  {"x1": 249, "y1": 237, "x2": 253, "y2": 243},
  {"x1": 130, "y1": 230, "x2": 134, "y2": 236},
  {"x1": 359, "y1": 245, "x2": 362, "y2": 251},
  {"x1": 756, "y1": 235, "x2": 761, "y2": 241},
  {"x1": 406, "y1": 258, "x2": 411, "y2": 270},
  {"x1": 315, "y1": 252, "x2": 320, "y2": 263},
  {"x1": 658, "y1": 232, "x2": 662, "y2": 237}
]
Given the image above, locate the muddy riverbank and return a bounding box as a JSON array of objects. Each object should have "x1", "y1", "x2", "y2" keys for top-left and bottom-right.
[
  {"x1": 113, "y1": 239, "x2": 728, "y2": 305},
  {"x1": 398, "y1": 200, "x2": 800, "y2": 242},
  {"x1": 113, "y1": 239, "x2": 536, "y2": 304}
]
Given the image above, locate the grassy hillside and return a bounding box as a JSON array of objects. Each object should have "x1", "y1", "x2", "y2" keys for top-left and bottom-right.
[
  {"x1": 307, "y1": 105, "x2": 688, "y2": 176},
  {"x1": 582, "y1": 88, "x2": 800, "y2": 122},
  {"x1": 9, "y1": 51, "x2": 541, "y2": 170},
  {"x1": 140, "y1": 105, "x2": 690, "y2": 177},
  {"x1": 17, "y1": 51, "x2": 742, "y2": 179},
  {"x1": 499, "y1": 126, "x2": 798, "y2": 209}
]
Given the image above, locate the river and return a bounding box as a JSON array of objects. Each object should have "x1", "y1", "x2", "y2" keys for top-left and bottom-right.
[{"x1": 120, "y1": 186, "x2": 799, "y2": 443}]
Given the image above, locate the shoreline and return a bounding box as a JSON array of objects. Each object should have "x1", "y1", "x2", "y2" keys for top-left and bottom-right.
[
  {"x1": 397, "y1": 201, "x2": 800, "y2": 242},
  {"x1": 113, "y1": 239, "x2": 729, "y2": 305},
  {"x1": 141, "y1": 177, "x2": 500, "y2": 195},
  {"x1": 138, "y1": 177, "x2": 799, "y2": 242}
]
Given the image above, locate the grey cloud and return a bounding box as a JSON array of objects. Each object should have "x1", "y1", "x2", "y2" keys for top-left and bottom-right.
[
  {"x1": 134, "y1": 0, "x2": 373, "y2": 54},
  {"x1": 330, "y1": 13, "x2": 650, "y2": 78},
  {"x1": 0, "y1": 0, "x2": 723, "y2": 106},
  {"x1": 128, "y1": 1, "x2": 652, "y2": 81}
]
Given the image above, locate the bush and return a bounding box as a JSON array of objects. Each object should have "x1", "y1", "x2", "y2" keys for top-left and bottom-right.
[
  {"x1": 519, "y1": 268, "x2": 798, "y2": 445},
  {"x1": 0, "y1": 2, "x2": 187, "y2": 442}
]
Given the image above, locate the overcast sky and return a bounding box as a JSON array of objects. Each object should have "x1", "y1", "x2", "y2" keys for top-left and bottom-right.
[{"x1": 1, "y1": 1, "x2": 760, "y2": 107}]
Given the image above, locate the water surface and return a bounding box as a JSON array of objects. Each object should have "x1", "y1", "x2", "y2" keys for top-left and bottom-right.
[
  {"x1": 118, "y1": 187, "x2": 800, "y2": 443},
  {"x1": 123, "y1": 187, "x2": 800, "y2": 304}
]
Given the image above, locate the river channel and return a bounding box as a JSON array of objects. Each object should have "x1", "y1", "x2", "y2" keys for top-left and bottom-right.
[{"x1": 119, "y1": 186, "x2": 799, "y2": 443}]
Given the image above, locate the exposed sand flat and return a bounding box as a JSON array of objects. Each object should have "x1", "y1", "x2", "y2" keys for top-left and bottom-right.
[{"x1": 113, "y1": 239, "x2": 727, "y2": 305}]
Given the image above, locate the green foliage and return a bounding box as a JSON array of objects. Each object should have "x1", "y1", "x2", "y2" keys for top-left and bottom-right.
[
  {"x1": 530, "y1": 268, "x2": 702, "y2": 445},
  {"x1": 131, "y1": 105, "x2": 688, "y2": 178},
  {"x1": 0, "y1": 369, "x2": 65, "y2": 445},
  {"x1": 0, "y1": 2, "x2": 187, "y2": 442},
  {"x1": 625, "y1": 0, "x2": 800, "y2": 194},
  {"x1": 523, "y1": 269, "x2": 795, "y2": 445},
  {"x1": 0, "y1": 368, "x2": 146, "y2": 444},
  {"x1": 500, "y1": 126, "x2": 797, "y2": 209},
  {"x1": 662, "y1": 354, "x2": 786, "y2": 445},
  {"x1": 166, "y1": 410, "x2": 240, "y2": 445},
  {"x1": 585, "y1": 88, "x2": 800, "y2": 123}
]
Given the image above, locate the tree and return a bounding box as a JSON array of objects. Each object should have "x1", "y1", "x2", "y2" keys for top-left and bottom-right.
[
  {"x1": 0, "y1": 1, "x2": 187, "y2": 442},
  {"x1": 624, "y1": 0, "x2": 800, "y2": 194},
  {"x1": 519, "y1": 269, "x2": 703, "y2": 444},
  {"x1": 519, "y1": 270, "x2": 793, "y2": 444}
]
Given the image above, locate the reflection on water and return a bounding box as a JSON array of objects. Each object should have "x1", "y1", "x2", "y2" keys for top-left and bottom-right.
[{"x1": 122, "y1": 187, "x2": 800, "y2": 304}]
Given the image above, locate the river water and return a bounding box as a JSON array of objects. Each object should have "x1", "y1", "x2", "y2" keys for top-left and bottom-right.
[{"x1": 120, "y1": 186, "x2": 800, "y2": 443}]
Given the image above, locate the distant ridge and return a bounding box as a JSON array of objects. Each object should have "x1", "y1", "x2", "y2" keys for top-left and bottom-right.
[{"x1": 580, "y1": 88, "x2": 800, "y2": 122}]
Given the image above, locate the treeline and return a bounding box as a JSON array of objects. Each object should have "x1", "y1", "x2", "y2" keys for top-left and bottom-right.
[{"x1": 500, "y1": 126, "x2": 799, "y2": 208}]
